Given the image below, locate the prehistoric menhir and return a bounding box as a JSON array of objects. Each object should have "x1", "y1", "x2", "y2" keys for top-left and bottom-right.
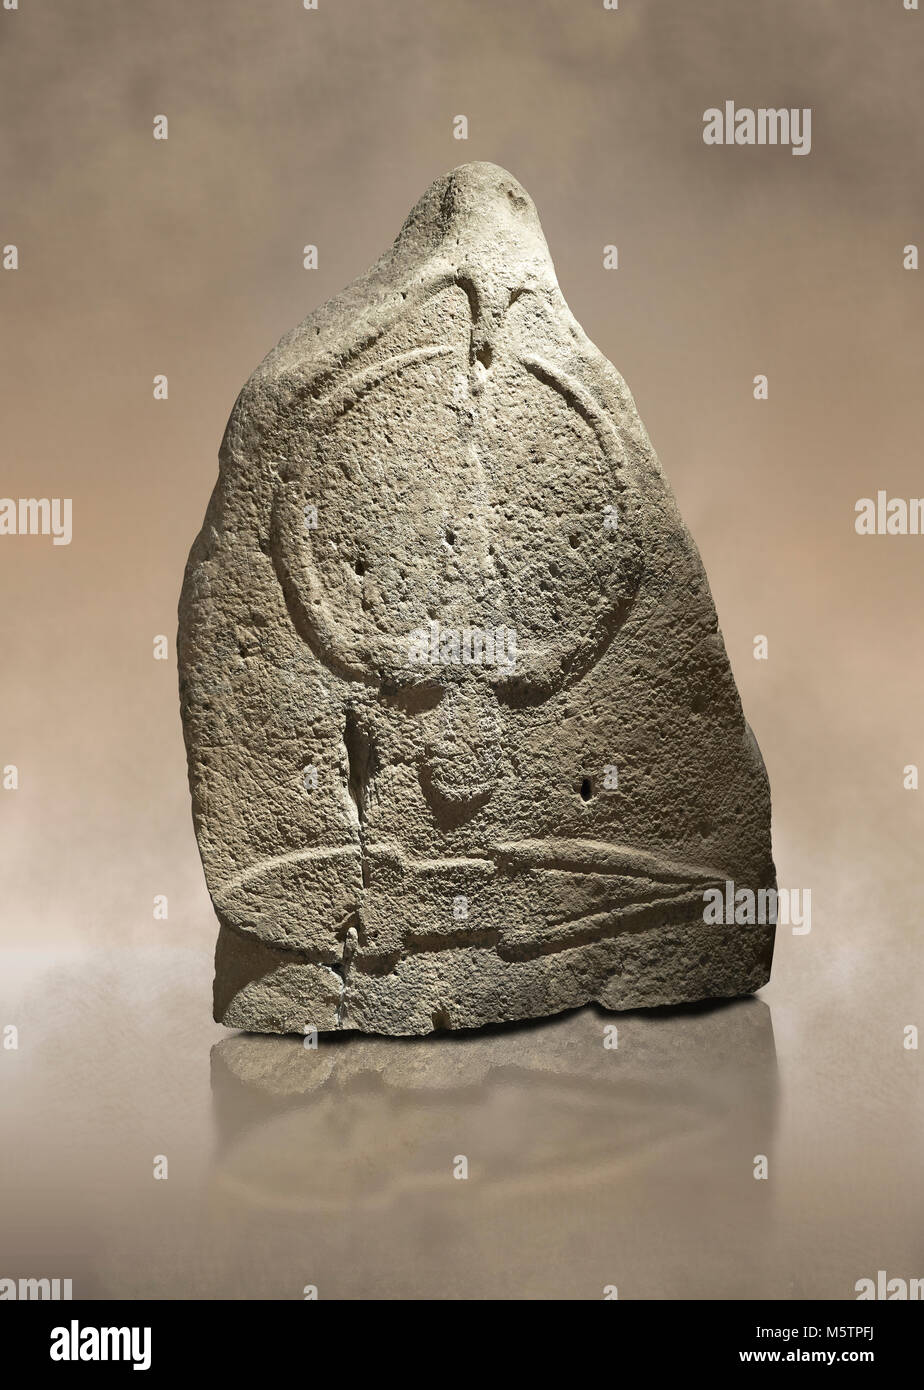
[{"x1": 178, "y1": 162, "x2": 776, "y2": 1035}]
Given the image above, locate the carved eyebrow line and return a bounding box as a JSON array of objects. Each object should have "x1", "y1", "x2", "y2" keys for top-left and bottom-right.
[
  {"x1": 271, "y1": 266, "x2": 547, "y2": 419},
  {"x1": 301, "y1": 345, "x2": 456, "y2": 432}
]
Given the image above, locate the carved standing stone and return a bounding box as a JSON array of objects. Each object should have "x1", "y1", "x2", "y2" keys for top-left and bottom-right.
[{"x1": 178, "y1": 162, "x2": 776, "y2": 1035}]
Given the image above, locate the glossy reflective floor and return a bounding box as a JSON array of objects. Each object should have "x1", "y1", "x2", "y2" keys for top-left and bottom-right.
[{"x1": 1, "y1": 927, "x2": 920, "y2": 1299}]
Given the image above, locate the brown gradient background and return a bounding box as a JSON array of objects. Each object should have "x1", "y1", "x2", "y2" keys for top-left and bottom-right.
[{"x1": 1, "y1": 0, "x2": 922, "y2": 1299}]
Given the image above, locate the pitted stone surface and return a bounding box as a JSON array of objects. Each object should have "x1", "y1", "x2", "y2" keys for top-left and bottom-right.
[{"x1": 178, "y1": 162, "x2": 776, "y2": 1035}]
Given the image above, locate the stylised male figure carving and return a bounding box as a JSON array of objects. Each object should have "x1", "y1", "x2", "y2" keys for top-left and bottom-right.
[{"x1": 178, "y1": 163, "x2": 776, "y2": 1034}]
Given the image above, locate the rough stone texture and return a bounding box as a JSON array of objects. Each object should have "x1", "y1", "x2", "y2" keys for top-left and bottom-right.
[{"x1": 178, "y1": 162, "x2": 776, "y2": 1036}]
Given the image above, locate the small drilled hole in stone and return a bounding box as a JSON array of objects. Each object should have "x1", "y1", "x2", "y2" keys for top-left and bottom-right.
[{"x1": 580, "y1": 778, "x2": 593, "y2": 801}]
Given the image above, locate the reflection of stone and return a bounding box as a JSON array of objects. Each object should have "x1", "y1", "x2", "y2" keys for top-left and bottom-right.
[
  {"x1": 180, "y1": 161, "x2": 775, "y2": 1035},
  {"x1": 210, "y1": 999, "x2": 777, "y2": 1215}
]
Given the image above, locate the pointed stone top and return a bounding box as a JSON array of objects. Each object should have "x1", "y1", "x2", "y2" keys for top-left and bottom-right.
[
  {"x1": 260, "y1": 163, "x2": 559, "y2": 384},
  {"x1": 390, "y1": 161, "x2": 556, "y2": 296}
]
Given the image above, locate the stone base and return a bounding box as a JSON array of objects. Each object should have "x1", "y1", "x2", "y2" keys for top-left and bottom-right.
[{"x1": 214, "y1": 916, "x2": 774, "y2": 1037}]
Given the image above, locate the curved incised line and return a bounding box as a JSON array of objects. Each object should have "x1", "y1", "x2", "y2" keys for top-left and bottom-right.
[
  {"x1": 215, "y1": 844, "x2": 363, "y2": 901},
  {"x1": 487, "y1": 350, "x2": 638, "y2": 702},
  {"x1": 270, "y1": 342, "x2": 460, "y2": 685},
  {"x1": 274, "y1": 268, "x2": 479, "y2": 410},
  {"x1": 302, "y1": 345, "x2": 456, "y2": 433},
  {"x1": 519, "y1": 353, "x2": 626, "y2": 470},
  {"x1": 490, "y1": 838, "x2": 727, "y2": 884}
]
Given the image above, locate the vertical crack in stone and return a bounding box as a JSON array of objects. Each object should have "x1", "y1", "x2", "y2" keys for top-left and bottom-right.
[
  {"x1": 344, "y1": 706, "x2": 376, "y2": 889},
  {"x1": 333, "y1": 923, "x2": 359, "y2": 1028}
]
